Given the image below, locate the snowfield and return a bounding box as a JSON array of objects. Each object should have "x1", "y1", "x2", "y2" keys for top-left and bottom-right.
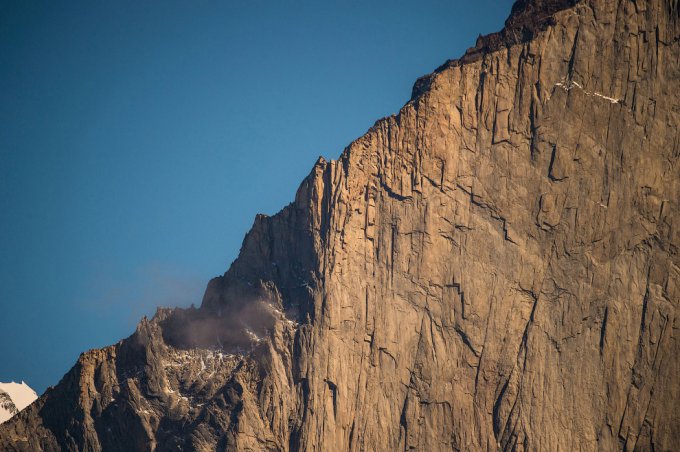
[{"x1": 0, "y1": 381, "x2": 38, "y2": 424}]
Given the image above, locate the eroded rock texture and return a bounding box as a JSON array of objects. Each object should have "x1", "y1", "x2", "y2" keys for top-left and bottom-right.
[{"x1": 2, "y1": 0, "x2": 679, "y2": 450}]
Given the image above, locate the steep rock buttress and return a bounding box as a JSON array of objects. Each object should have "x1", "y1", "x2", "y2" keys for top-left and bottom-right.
[{"x1": 2, "y1": 0, "x2": 679, "y2": 450}]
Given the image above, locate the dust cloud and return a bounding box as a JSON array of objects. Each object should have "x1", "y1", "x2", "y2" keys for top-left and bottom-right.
[{"x1": 160, "y1": 299, "x2": 281, "y2": 352}]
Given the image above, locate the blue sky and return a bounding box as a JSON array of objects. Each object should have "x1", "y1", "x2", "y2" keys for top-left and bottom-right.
[{"x1": 0, "y1": 0, "x2": 513, "y2": 393}]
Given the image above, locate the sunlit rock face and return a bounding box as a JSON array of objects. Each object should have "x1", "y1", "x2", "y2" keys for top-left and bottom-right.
[{"x1": 2, "y1": 0, "x2": 679, "y2": 450}]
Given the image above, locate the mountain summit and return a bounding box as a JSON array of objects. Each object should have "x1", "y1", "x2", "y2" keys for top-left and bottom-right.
[
  {"x1": 2, "y1": 0, "x2": 679, "y2": 450},
  {"x1": 0, "y1": 382, "x2": 38, "y2": 425}
]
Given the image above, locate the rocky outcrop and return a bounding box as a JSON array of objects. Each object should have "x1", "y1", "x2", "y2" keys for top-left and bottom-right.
[{"x1": 2, "y1": 0, "x2": 679, "y2": 450}]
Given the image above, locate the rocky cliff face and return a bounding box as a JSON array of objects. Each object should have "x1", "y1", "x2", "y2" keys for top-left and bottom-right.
[{"x1": 2, "y1": 0, "x2": 679, "y2": 450}]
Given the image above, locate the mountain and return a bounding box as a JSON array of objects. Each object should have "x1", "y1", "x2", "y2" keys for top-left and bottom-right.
[
  {"x1": 0, "y1": 382, "x2": 38, "y2": 425},
  {"x1": 2, "y1": 0, "x2": 679, "y2": 450}
]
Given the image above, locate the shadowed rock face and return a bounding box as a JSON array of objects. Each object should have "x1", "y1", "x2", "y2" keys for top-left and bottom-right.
[{"x1": 2, "y1": 0, "x2": 680, "y2": 450}]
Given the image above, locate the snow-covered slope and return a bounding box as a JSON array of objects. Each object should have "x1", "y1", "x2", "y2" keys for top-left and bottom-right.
[{"x1": 0, "y1": 381, "x2": 37, "y2": 424}]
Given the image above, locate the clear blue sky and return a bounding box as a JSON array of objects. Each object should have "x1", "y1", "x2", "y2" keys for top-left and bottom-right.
[{"x1": 0, "y1": 0, "x2": 513, "y2": 393}]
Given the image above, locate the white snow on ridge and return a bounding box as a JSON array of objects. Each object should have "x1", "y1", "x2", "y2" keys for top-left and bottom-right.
[
  {"x1": 0, "y1": 381, "x2": 38, "y2": 424},
  {"x1": 0, "y1": 390, "x2": 16, "y2": 424},
  {"x1": 0, "y1": 381, "x2": 37, "y2": 411}
]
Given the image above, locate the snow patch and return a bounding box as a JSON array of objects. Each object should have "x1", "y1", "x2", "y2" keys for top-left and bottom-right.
[
  {"x1": 0, "y1": 381, "x2": 38, "y2": 424},
  {"x1": 554, "y1": 79, "x2": 621, "y2": 104},
  {"x1": 591, "y1": 92, "x2": 621, "y2": 104}
]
